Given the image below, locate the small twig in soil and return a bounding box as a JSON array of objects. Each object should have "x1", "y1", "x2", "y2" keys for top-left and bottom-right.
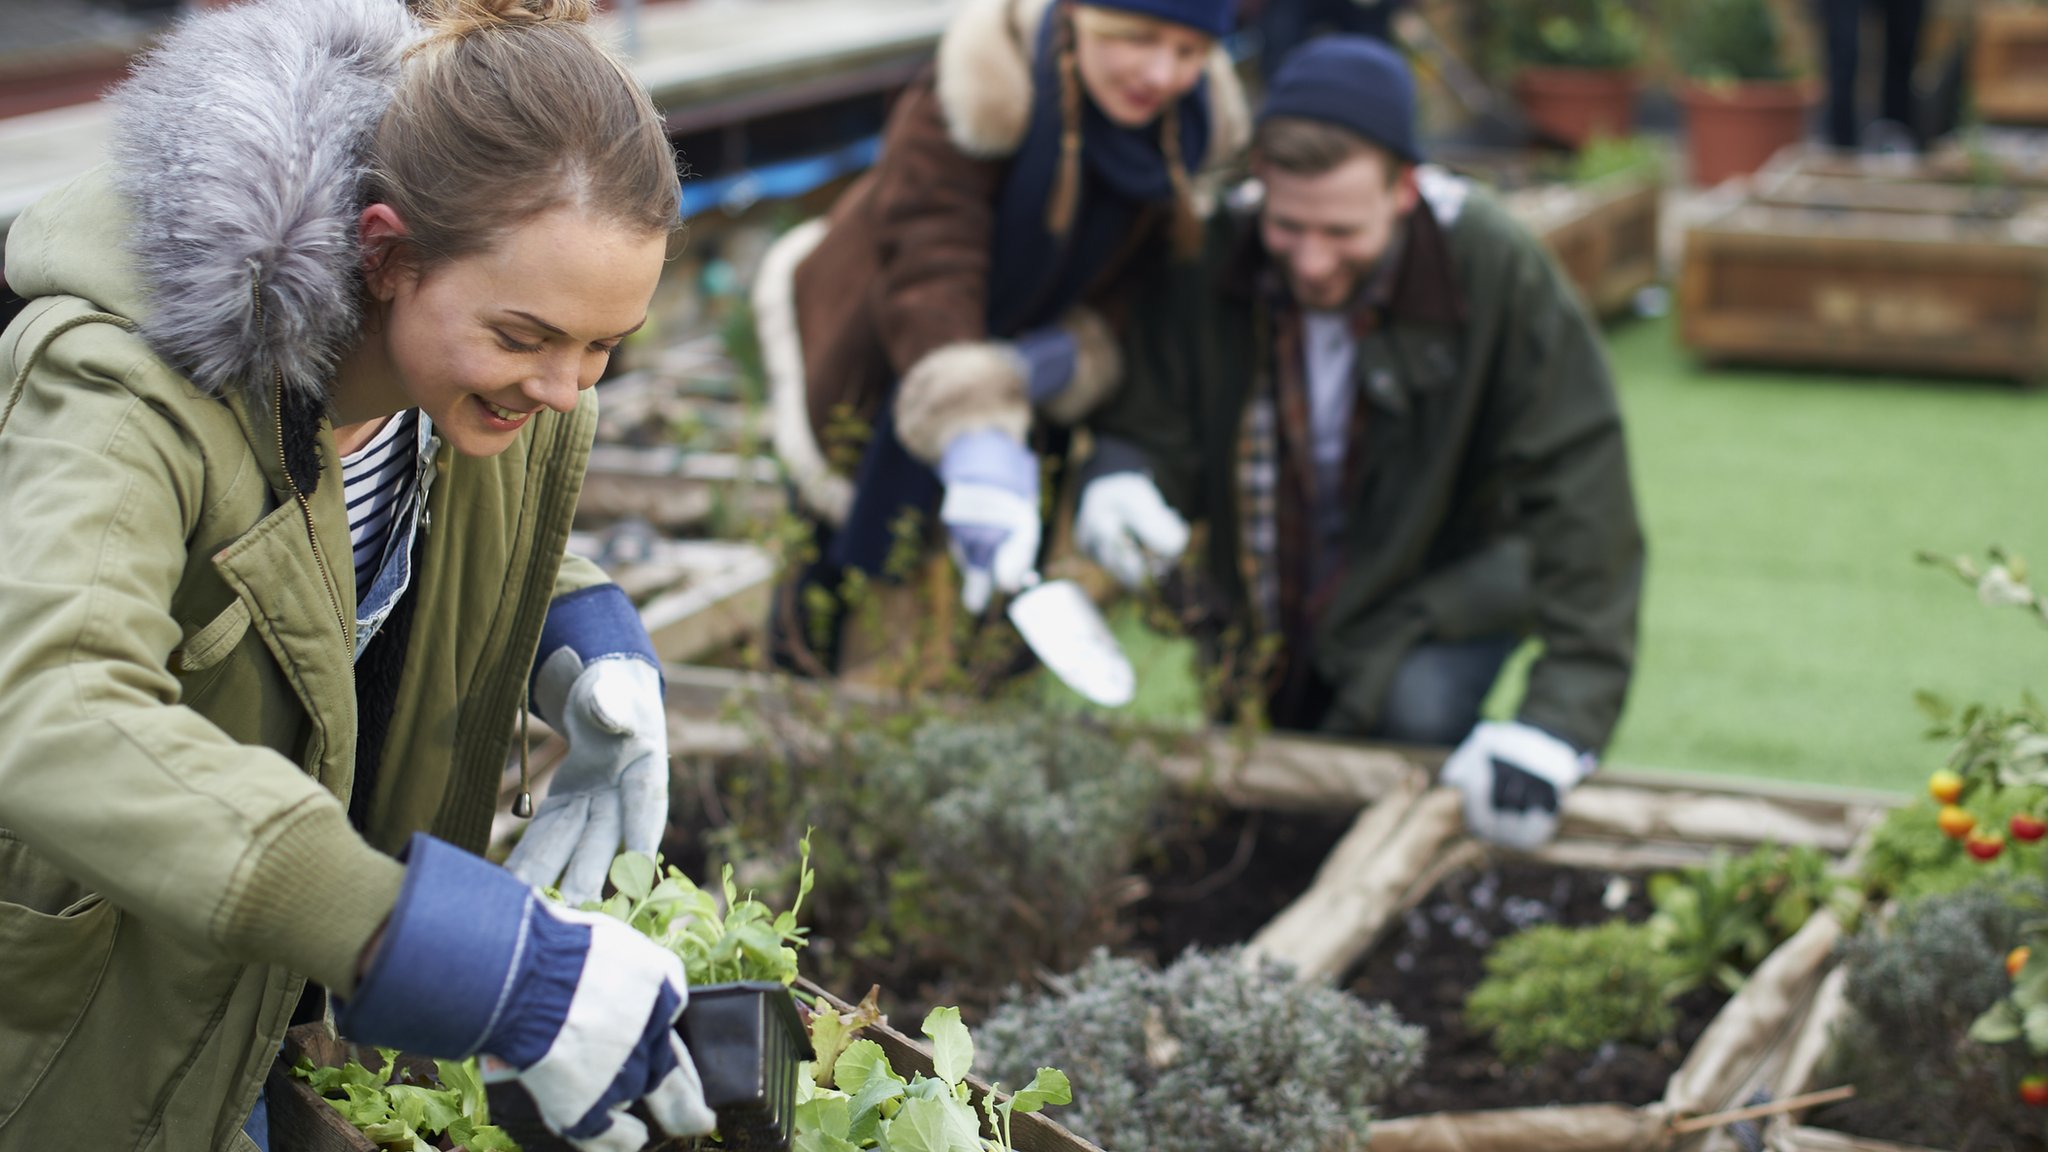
[
  {"x1": 1669, "y1": 1085, "x2": 1856, "y2": 1135},
  {"x1": 1156, "y1": 813, "x2": 1262, "y2": 902}
]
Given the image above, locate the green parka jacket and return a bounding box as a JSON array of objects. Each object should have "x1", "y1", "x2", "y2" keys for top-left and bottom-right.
[
  {"x1": 1092, "y1": 171, "x2": 1644, "y2": 753},
  {"x1": 0, "y1": 3, "x2": 610, "y2": 1146}
]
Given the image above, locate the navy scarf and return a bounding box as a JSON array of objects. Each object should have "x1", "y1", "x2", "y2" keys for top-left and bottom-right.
[
  {"x1": 985, "y1": 2, "x2": 1211, "y2": 335},
  {"x1": 830, "y1": 3, "x2": 1213, "y2": 576}
]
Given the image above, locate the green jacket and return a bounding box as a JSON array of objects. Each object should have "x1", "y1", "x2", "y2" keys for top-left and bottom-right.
[
  {"x1": 1093, "y1": 173, "x2": 1643, "y2": 752},
  {"x1": 0, "y1": 172, "x2": 607, "y2": 1148}
]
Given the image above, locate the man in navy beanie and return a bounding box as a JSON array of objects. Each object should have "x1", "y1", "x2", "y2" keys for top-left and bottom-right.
[{"x1": 1074, "y1": 36, "x2": 1644, "y2": 850}]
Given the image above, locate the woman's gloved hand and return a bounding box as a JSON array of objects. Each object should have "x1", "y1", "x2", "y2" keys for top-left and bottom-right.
[
  {"x1": 1439, "y1": 720, "x2": 1594, "y2": 849},
  {"x1": 340, "y1": 835, "x2": 714, "y2": 1152},
  {"x1": 936, "y1": 428, "x2": 1041, "y2": 614},
  {"x1": 507, "y1": 585, "x2": 668, "y2": 906}
]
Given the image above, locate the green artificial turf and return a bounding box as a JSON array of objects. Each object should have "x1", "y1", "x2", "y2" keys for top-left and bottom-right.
[
  {"x1": 1596, "y1": 316, "x2": 2048, "y2": 794},
  {"x1": 1044, "y1": 316, "x2": 2048, "y2": 796}
]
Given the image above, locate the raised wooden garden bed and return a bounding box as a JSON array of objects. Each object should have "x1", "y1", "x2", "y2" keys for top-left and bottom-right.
[
  {"x1": 1235, "y1": 771, "x2": 1894, "y2": 1152},
  {"x1": 1973, "y1": 5, "x2": 2048, "y2": 127},
  {"x1": 1677, "y1": 163, "x2": 2048, "y2": 385}
]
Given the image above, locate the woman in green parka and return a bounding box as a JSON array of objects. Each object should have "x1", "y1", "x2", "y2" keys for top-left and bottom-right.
[{"x1": 0, "y1": 1, "x2": 724, "y2": 1149}]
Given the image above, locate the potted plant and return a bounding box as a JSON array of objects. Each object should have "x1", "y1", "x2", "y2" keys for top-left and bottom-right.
[
  {"x1": 1670, "y1": 0, "x2": 1814, "y2": 185},
  {"x1": 1496, "y1": 0, "x2": 1647, "y2": 149}
]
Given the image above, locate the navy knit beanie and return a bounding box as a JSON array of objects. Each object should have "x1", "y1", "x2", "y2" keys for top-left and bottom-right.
[
  {"x1": 1081, "y1": 0, "x2": 1235, "y2": 38},
  {"x1": 1259, "y1": 36, "x2": 1421, "y2": 163}
]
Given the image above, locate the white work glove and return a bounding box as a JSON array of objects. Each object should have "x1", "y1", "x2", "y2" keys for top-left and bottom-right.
[
  {"x1": 507, "y1": 656, "x2": 669, "y2": 906},
  {"x1": 340, "y1": 835, "x2": 714, "y2": 1152},
  {"x1": 1440, "y1": 720, "x2": 1594, "y2": 849},
  {"x1": 1075, "y1": 471, "x2": 1190, "y2": 589},
  {"x1": 936, "y1": 428, "x2": 1042, "y2": 614}
]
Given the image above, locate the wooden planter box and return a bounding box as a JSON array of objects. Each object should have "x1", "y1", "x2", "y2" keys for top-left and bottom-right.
[
  {"x1": 1677, "y1": 182, "x2": 2048, "y2": 385},
  {"x1": 1972, "y1": 5, "x2": 2048, "y2": 126},
  {"x1": 1439, "y1": 151, "x2": 1665, "y2": 319},
  {"x1": 1237, "y1": 772, "x2": 1895, "y2": 1152},
  {"x1": 1509, "y1": 173, "x2": 1665, "y2": 319}
]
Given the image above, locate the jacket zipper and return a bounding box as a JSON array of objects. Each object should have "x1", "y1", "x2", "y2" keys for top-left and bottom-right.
[{"x1": 252, "y1": 281, "x2": 352, "y2": 660}]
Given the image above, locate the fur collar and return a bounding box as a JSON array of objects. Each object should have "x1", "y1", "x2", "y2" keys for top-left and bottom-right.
[
  {"x1": 934, "y1": 0, "x2": 1250, "y2": 164},
  {"x1": 109, "y1": 0, "x2": 418, "y2": 402}
]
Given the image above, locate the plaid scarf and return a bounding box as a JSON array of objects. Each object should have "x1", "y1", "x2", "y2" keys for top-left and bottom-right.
[{"x1": 1235, "y1": 227, "x2": 1406, "y2": 651}]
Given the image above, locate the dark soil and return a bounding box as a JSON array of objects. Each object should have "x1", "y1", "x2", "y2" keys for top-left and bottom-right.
[
  {"x1": 1348, "y1": 860, "x2": 1730, "y2": 1115},
  {"x1": 1126, "y1": 804, "x2": 1360, "y2": 965}
]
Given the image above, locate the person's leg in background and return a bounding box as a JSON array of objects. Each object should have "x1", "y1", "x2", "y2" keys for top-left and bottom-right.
[
  {"x1": 1878, "y1": 0, "x2": 1927, "y2": 146},
  {"x1": 1821, "y1": 0, "x2": 1866, "y2": 149},
  {"x1": 1368, "y1": 635, "x2": 1521, "y2": 746}
]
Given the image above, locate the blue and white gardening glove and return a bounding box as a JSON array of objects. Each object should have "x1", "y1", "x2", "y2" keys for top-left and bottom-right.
[
  {"x1": 1440, "y1": 720, "x2": 1595, "y2": 850},
  {"x1": 1075, "y1": 471, "x2": 1190, "y2": 590},
  {"x1": 339, "y1": 835, "x2": 715, "y2": 1151},
  {"x1": 506, "y1": 584, "x2": 668, "y2": 906},
  {"x1": 937, "y1": 428, "x2": 1041, "y2": 615}
]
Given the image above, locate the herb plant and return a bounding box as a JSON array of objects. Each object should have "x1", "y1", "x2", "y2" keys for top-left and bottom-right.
[
  {"x1": 1647, "y1": 843, "x2": 1853, "y2": 993},
  {"x1": 1825, "y1": 879, "x2": 2048, "y2": 1147},
  {"x1": 977, "y1": 948, "x2": 1424, "y2": 1152},
  {"x1": 1464, "y1": 921, "x2": 1690, "y2": 1064},
  {"x1": 1494, "y1": 0, "x2": 1644, "y2": 71},
  {"x1": 708, "y1": 708, "x2": 1169, "y2": 1002},
  {"x1": 798, "y1": 1001, "x2": 1072, "y2": 1152},
  {"x1": 1667, "y1": 0, "x2": 1795, "y2": 82}
]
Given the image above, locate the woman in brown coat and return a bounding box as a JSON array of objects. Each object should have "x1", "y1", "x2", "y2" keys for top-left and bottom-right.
[{"x1": 753, "y1": 0, "x2": 1248, "y2": 666}]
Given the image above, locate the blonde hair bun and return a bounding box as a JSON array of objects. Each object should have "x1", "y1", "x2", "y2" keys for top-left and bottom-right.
[{"x1": 418, "y1": 0, "x2": 593, "y2": 41}]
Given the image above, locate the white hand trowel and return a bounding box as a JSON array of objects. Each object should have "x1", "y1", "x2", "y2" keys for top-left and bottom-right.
[{"x1": 1006, "y1": 573, "x2": 1136, "y2": 708}]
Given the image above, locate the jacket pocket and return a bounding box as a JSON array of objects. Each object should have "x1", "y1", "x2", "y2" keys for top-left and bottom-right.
[
  {"x1": 171, "y1": 597, "x2": 252, "y2": 690},
  {"x1": 0, "y1": 831, "x2": 119, "y2": 1122}
]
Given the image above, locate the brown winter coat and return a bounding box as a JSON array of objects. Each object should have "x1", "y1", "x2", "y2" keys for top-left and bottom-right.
[{"x1": 752, "y1": 0, "x2": 1248, "y2": 526}]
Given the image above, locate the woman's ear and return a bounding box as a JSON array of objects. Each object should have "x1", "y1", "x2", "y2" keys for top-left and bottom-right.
[{"x1": 358, "y1": 204, "x2": 410, "y2": 300}]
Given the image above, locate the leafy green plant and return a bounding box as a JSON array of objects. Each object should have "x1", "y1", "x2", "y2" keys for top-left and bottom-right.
[
  {"x1": 1494, "y1": 0, "x2": 1644, "y2": 70},
  {"x1": 1667, "y1": 0, "x2": 1796, "y2": 82},
  {"x1": 797, "y1": 1003, "x2": 1072, "y2": 1152},
  {"x1": 582, "y1": 839, "x2": 813, "y2": 988},
  {"x1": 1825, "y1": 879, "x2": 2048, "y2": 1146},
  {"x1": 292, "y1": 1050, "x2": 516, "y2": 1152},
  {"x1": 1464, "y1": 921, "x2": 1691, "y2": 1064},
  {"x1": 1647, "y1": 843, "x2": 1853, "y2": 993},
  {"x1": 1568, "y1": 134, "x2": 1669, "y2": 184},
  {"x1": 977, "y1": 948, "x2": 1424, "y2": 1152}
]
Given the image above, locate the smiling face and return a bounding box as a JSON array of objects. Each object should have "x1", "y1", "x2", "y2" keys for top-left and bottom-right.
[
  {"x1": 1072, "y1": 6, "x2": 1212, "y2": 128},
  {"x1": 1256, "y1": 147, "x2": 1417, "y2": 311},
  {"x1": 347, "y1": 205, "x2": 668, "y2": 457}
]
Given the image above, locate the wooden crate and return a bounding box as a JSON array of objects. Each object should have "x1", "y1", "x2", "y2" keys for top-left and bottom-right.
[
  {"x1": 1973, "y1": 4, "x2": 2048, "y2": 126},
  {"x1": 1677, "y1": 192, "x2": 2048, "y2": 385},
  {"x1": 1438, "y1": 151, "x2": 1665, "y2": 319},
  {"x1": 1507, "y1": 173, "x2": 1665, "y2": 319}
]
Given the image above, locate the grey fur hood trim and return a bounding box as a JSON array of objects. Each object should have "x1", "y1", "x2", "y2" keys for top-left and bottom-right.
[{"x1": 110, "y1": 0, "x2": 418, "y2": 400}]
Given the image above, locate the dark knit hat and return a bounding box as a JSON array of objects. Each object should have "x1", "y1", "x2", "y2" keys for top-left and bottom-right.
[
  {"x1": 1082, "y1": 0, "x2": 1235, "y2": 38},
  {"x1": 1258, "y1": 36, "x2": 1421, "y2": 163}
]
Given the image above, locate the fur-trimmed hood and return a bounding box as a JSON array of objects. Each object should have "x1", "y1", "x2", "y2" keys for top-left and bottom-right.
[
  {"x1": 935, "y1": 0, "x2": 1250, "y2": 163},
  {"x1": 8, "y1": 0, "x2": 418, "y2": 402}
]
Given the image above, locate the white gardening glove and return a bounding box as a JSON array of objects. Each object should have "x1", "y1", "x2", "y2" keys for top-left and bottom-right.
[
  {"x1": 936, "y1": 428, "x2": 1042, "y2": 614},
  {"x1": 1076, "y1": 471, "x2": 1190, "y2": 590},
  {"x1": 508, "y1": 655, "x2": 668, "y2": 906},
  {"x1": 341, "y1": 835, "x2": 714, "y2": 1152},
  {"x1": 1440, "y1": 720, "x2": 1594, "y2": 849}
]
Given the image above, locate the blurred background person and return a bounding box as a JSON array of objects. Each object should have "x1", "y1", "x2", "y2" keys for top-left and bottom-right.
[{"x1": 754, "y1": 0, "x2": 1248, "y2": 673}]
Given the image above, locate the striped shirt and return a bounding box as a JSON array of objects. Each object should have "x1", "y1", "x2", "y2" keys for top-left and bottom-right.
[{"x1": 340, "y1": 409, "x2": 419, "y2": 603}]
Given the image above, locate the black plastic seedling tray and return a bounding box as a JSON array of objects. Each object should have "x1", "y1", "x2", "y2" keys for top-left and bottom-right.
[{"x1": 488, "y1": 981, "x2": 812, "y2": 1151}]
